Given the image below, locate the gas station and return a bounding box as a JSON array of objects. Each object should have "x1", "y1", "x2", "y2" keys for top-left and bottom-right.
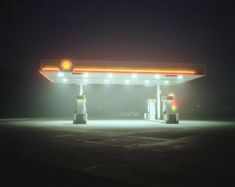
[{"x1": 39, "y1": 59, "x2": 206, "y2": 124}]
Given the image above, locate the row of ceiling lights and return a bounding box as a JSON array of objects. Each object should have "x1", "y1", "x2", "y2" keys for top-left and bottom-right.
[
  {"x1": 57, "y1": 72, "x2": 184, "y2": 79},
  {"x1": 61, "y1": 78, "x2": 170, "y2": 84},
  {"x1": 102, "y1": 79, "x2": 170, "y2": 85},
  {"x1": 58, "y1": 73, "x2": 183, "y2": 84}
]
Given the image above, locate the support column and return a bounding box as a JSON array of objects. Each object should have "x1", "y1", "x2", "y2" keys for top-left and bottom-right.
[
  {"x1": 157, "y1": 84, "x2": 161, "y2": 120},
  {"x1": 79, "y1": 84, "x2": 83, "y2": 95}
]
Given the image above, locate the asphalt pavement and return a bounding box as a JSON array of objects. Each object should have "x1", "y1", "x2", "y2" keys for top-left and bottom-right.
[{"x1": 0, "y1": 119, "x2": 235, "y2": 186}]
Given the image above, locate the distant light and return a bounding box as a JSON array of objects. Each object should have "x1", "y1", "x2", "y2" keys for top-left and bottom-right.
[
  {"x1": 131, "y1": 74, "x2": 137, "y2": 78},
  {"x1": 155, "y1": 74, "x2": 160, "y2": 79},
  {"x1": 60, "y1": 59, "x2": 72, "y2": 71},
  {"x1": 107, "y1": 74, "x2": 113, "y2": 78},
  {"x1": 178, "y1": 75, "x2": 183, "y2": 79},
  {"x1": 168, "y1": 93, "x2": 175, "y2": 97},
  {"x1": 164, "y1": 80, "x2": 169, "y2": 84},
  {"x1": 104, "y1": 79, "x2": 110, "y2": 84},
  {"x1": 62, "y1": 78, "x2": 68, "y2": 83},
  {"x1": 57, "y1": 72, "x2": 64, "y2": 77},
  {"x1": 172, "y1": 105, "x2": 177, "y2": 111},
  {"x1": 145, "y1": 80, "x2": 150, "y2": 84},
  {"x1": 124, "y1": 79, "x2": 130, "y2": 84},
  {"x1": 82, "y1": 73, "x2": 89, "y2": 77}
]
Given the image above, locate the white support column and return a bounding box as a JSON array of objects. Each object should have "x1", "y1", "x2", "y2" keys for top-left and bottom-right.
[
  {"x1": 157, "y1": 84, "x2": 161, "y2": 120},
  {"x1": 79, "y1": 84, "x2": 83, "y2": 96}
]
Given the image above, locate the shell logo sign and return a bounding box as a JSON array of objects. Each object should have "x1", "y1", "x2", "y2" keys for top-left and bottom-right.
[{"x1": 60, "y1": 59, "x2": 73, "y2": 71}]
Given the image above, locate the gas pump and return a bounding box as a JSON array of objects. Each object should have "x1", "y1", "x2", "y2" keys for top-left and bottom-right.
[
  {"x1": 162, "y1": 93, "x2": 179, "y2": 124},
  {"x1": 73, "y1": 84, "x2": 87, "y2": 124},
  {"x1": 144, "y1": 99, "x2": 156, "y2": 120}
]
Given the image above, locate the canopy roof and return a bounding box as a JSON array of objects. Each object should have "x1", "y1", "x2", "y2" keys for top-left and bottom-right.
[{"x1": 39, "y1": 59, "x2": 206, "y2": 86}]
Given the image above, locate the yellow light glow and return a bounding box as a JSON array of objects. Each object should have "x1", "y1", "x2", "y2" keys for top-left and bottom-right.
[
  {"x1": 41, "y1": 66, "x2": 60, "y2": 72},
  {"x1": 60, "y1": 59, "x2": 72, "y2": 71},
  {"x1": 73, "y1": 66, "x2": 196, "y2": 75},
  {"x1": 168, "y1": 93, "x2": 175, "y2": 97},
  {"x1": 172, "y1": 105, "x2": 177, "y2": 111}
]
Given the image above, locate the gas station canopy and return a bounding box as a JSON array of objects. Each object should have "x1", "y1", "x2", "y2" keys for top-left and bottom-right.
[{"x1": 39, "y1": 59, "x2": 206, "y2": 86}]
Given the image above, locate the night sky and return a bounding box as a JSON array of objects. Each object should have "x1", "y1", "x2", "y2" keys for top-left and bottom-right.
[{"x1": 1, "y1": 0, "x2": 235, "y2": 119}]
